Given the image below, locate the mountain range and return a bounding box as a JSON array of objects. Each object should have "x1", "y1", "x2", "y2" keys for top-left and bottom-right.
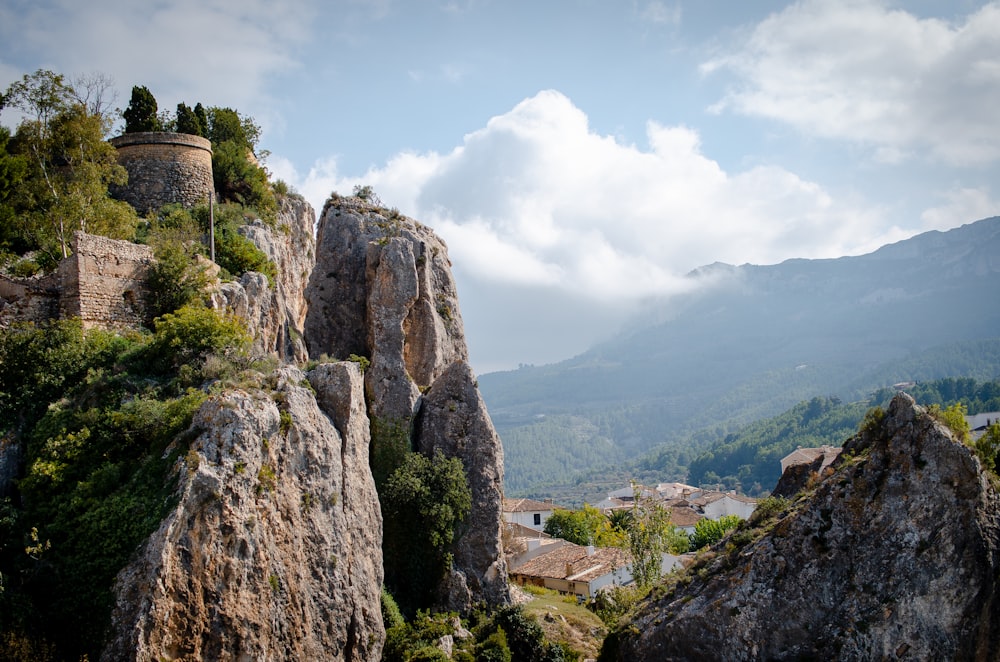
[{"x1": 479, "y1": 216, "x2": 1000, "y2": 496}]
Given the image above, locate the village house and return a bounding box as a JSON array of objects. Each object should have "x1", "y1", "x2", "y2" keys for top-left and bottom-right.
[
  {"x1": 508, "y1": 542, "x2": 633, "y2": 599},
  {"x1": 688, "y1": 491, "x2": 758, "y2": 521},
  {"x1": 966, "y1": 412, "x2": 1000, "y2": 440},
  {"x1": 502, "y1": 497, "x2": 558, "y2": 531},
  {"x1": 664, "y1": 504, "x2": 703, "y2": 535}
]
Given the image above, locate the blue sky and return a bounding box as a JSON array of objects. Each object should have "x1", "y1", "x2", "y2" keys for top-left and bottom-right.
[{"x1": 2, "y1": 0, "x2": 998, "y2": 373}]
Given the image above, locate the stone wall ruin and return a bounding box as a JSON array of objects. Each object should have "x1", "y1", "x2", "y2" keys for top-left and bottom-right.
[{"x1": 0, "y1": 232, "x2": 153, "y2": 330}]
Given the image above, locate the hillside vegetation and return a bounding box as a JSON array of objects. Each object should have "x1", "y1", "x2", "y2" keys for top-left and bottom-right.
[{"x1": 481, "y1": 217, "x2": 1000, "y2": 497}]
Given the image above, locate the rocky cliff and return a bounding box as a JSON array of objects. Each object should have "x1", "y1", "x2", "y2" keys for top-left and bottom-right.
[
  {"x1": 100, "y1": 194, "x2": 508, "y2": 659},
  {"x1": 305, "y1": 194, "x2": 509, "y2": 612},
  {"x1": 212, "y1": 196, "x2": 315, "y2": 362},
  {"x1": 604, "y1": 393, "x2": 1000, "y2": 661},
  {"x1": 103, "y1": 364, "x2": 383, "y2": 661}
]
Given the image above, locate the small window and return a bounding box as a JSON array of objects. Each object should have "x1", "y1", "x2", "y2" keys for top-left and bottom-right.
[{"x1": 533, "y1": 513, "x2": 541, "y2": 526}]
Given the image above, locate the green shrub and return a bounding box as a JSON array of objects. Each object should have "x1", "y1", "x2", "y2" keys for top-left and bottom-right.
[
  {"x1": 381, "y1": 587, "x2": 405, "y2": 630},
  {"x1": 381, "y1": 450, "x2": 471, "y2": 616},
  {"x1": 214, "y1": 225, "x2": 276, "y2": 287},
  {"x1": 147, "y1": 239, "x2": 210, "y2": 318},
  {"x1": 212, "y1": 140, "x2": 275, "y2": 220},
  {"x1": 476, "y1": 627, "x2": 512, "y2": 662},
  {"x1": 689, "y1": 514, "x2": 742, "y2": 550},
  {"x1": 143, "y1": 305, "x2": 250, "y2": 374},
  {"x1": 974, "y1": 422, "x2": 1000, "y2": 473},
  {"x1": 928, "y1": 402, "x2": 971, "y2": 443}
]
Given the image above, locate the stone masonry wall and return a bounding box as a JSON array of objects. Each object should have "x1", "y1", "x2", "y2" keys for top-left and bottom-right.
[
  {"x1": 110, "y1": 132, "x2": 213, "y2": 215},
  {"x1": 0, "y1": 272, "x2": 61, "y2": 328},
  {"x1": 59, "y1": 232, "x2": 154, "y2": 329}
]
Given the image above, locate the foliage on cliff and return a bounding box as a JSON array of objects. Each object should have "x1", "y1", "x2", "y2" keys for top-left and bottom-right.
[
  {"x1": 382, "y1": 603, "x2": 578, "y2": 662},
  {"x1": 0, "y1": 309, "x2": 251, "y2": 659},
  {"x1": 0, "y1": 69, "x2": 138, "y2": 265}
]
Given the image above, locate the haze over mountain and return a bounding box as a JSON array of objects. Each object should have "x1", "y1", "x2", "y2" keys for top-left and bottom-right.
[{"x1": 479, "y1": 216, "x2": 1000, "y2": 494}]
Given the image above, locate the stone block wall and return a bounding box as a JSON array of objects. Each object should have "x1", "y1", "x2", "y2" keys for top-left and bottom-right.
[
  {"x1": 110, "y1": 132, "x2": 213, "y2": 214},
  {"x1": 0, "y1": 272, "x2": 61, "y2": 328},
  {"x1": 59, "y1": 232, "x2": 154, "y2": 329}
]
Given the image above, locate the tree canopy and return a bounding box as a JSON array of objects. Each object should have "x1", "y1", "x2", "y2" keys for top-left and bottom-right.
[
  {"x1": 1, "y1": 69, "x2": 138, "y2": 261},
  {"x1": 122, "y1": 85, "x2": 159, "y2": 133}
]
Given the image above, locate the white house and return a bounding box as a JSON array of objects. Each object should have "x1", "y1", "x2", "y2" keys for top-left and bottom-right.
[
  {"x1": 689, "y1": 492, "x2": 758, "y2": 520},
  {"x1": 967, "y1": 412, "x2": 1000, "y2": 440},
  {"x1": 502, "y1": 498, "x2": 557, "y2": 531},
  {"x1": 509, "y1": 542, "x2": 633, "y2": 598}
]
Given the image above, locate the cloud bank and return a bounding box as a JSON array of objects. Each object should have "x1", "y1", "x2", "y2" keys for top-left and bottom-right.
[
  {"x1": 276, "y1": 90, "x2": 897, "y2": 304},
  {"x1": 702, "y1": 0, "x2": 1000, "y2": 165}
]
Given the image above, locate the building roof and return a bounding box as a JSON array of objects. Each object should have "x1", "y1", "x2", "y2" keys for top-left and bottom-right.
[
  {"x1": 655, "y1": 482, "x2": 699, "y2": 499},
  {"x1": 967, "y1": 412, "x2": 1000, "y2": 431},
  {"x1": 503, "y1": 498, "x2": 557, "y2": 513},
  {"x1": 592, "y1": 497, "x2": 630, "y2": 512},
  {"x1": 668, "y1": 506, "x2": 704, "y2": 528},
  {"x1": 509, "y1": 543, "x2": 630, "y2": 583},
  {"x1": 504, "y1": 522, "x2": 553, "y2": 539}
]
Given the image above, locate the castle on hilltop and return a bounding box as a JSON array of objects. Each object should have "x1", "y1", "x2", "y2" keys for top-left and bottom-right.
[
  {"x1": 109, "y1": 131, "x2": 214, "y2": 214},
  {"x1": 0, "y1": 131, "x2": 213, "y2": 330}
]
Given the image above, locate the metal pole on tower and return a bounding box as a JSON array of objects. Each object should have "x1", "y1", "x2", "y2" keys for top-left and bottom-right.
[{"x1": 210, "y1": 190, "x2": 216, "y2": 263}]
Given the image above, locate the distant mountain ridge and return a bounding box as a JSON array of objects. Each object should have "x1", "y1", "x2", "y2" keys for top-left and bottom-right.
[{"x1": 480, "y1": 216, "x2": 1000, "y2": 494}]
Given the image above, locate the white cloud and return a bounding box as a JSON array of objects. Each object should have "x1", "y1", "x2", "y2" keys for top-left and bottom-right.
[
  {"x1": 0, "y1": 0, "x2": 315, "y2": 118},
  {"x1": 703, "y1": 0, "x2": 1000, "y2": 165},
  {"x1": 280, "y1": 90, "x2": 894, "y2": 305},
  {"x1": 921, "y1": 187, "x2": 1000, "y2": 230}
]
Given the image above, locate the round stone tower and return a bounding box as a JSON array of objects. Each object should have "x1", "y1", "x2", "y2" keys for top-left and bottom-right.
[{"x1": 109, "y1": 132, "x2": 213, "y2": 214}]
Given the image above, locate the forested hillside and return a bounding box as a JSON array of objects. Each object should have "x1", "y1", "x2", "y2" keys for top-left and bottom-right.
[
  {"x1": 481, "y1": 217, "x2": 1000, "y2": 497},
  {"x1": 673, "y1": 376, "x2": 1000, "y2": 494}
]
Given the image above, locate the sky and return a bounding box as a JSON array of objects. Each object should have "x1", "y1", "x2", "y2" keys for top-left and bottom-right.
[{"x1": 1, "y1": 0, "x2": 998, "y2": 373}]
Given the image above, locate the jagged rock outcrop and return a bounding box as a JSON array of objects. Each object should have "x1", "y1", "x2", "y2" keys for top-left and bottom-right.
[
  {"x1": 102, "y1": 364, "x2": 383, "y2": 661},
  {"x1": 304, "y1": 195, "x2": 509, "y2": 611},
  {"x1": 416, "y1": 361, "x2": 508, "y2": 612},
  {"x1": 213, "y1": 197, "x2": 315, "y2": 362},
  {"x1": 304, "y1": 195, "x2": 467, "y2": 385},
  {"x1": 606, "y1": 394, "x2": 1000, "y2": 661}
]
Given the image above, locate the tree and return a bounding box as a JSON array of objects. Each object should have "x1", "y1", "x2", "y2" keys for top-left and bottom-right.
[
  {"x1": 3, "y1": 71, "x2": 137, "y2": 259},
  {"x1": 381, "y1": 449, "x2": 471, "y2": 615},
  {"x1": 194, "y1": 103, "x2": 209, "y2": 138},
  {"x1": 543, "y1": 505, "x2": 606, "y2": 546},
  {"x1": 122, "y1": 85, "x2": 159, "y2": 133},
  {"x1": 0, "y1": 126, "x2": 29, "y2": 253},
  {"x1": 175, "y1": 102, "x2": 204, "y2": 136},
  {"x1": 623, "y1": 494, "x2": 688, "y2": 589},
  {"x1": 689, "y1": 514, "x2": 742, "y2": 550}
]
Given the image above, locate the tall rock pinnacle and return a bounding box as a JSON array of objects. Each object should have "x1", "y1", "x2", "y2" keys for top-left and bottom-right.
[{"x1": 305, "y1": 194, "x2": 509, "y2": 612}]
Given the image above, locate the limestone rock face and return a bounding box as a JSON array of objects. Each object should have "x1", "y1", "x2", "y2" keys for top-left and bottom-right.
[
  {"x1": 607, "y1": 394, "x2": 1000, "y2": 661},
  {"x1": 416, "y1": 361, "x2": 509, "y2": 612},
  {"x1": 303, "y1": 196, "x2": 508, "y2": 611},
  {"x1": 212, "y1": 197, "x2": 315, "y2": 362},
  {"x1": 102, "y1": 364, "x2": 383, "y2": 662},
  {"x1": 304, "y1": 196, "x2": 468, "y2": 383}
]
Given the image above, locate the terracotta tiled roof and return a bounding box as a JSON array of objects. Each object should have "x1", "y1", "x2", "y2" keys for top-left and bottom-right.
[
  {"x1": 503, "y1": 498, "x2": 557, "y2": 513},
  {"x1": 510, "y1": 543, "x2": 630, "y2": 582},
  {"x1": 504, "y1": 522, "x2": 552, "y2": 539},
  {"x1": 668, "y1": 506, "x2": 703, "y2": 527}
]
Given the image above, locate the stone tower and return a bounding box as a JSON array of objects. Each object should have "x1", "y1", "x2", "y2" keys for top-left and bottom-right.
[{"x1": 109, "y1": 131, "x2": 213, "y2": 214}]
